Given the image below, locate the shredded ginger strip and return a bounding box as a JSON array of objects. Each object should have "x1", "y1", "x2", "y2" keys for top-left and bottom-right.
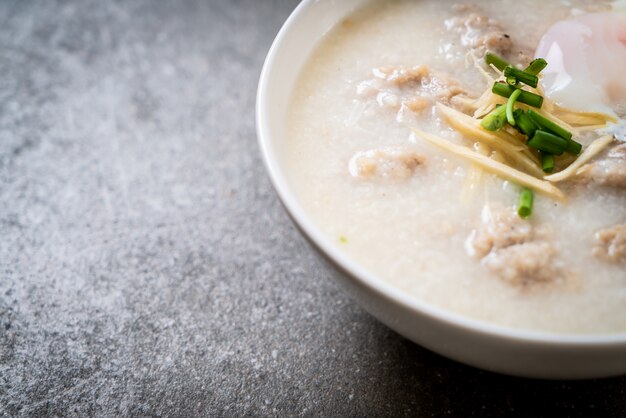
[
  {"x1": 412, "y1": 128, "x2": 566, "y2": 201},
  {"x1": 436, "y1": 103, "x2": 544, "y2": 177},
  {"x1": 544, "y1": 135, "x2": 615, "y2": 182}
]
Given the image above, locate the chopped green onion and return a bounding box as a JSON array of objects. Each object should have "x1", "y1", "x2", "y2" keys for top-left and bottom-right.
[
  {"x1": 518, "y1": 188, "x2": 534, "y2": 219},
  {"x1": 524, "y1": 58, "x2": 548, "y2": 75},
  {"x1": 527, "y1": 130, "x2": 568, "y2": 155},
  {"x1": 513, "y1": 109, "x2": 538, "y2": 137},
  {"x1": 565, "y1": 138, "x2": 583, "y2": 155},
  {"x1": 492, "y1": 82, "x2": 543, "y2": 108},
  {"x1": 503, "y1": 66, "x2": 539, "y2": 88},
  {"x1": 506, "y1": 89, "x2": 521, "y2": 126},
  {"x1": 541, "y1": 153, "x2": 555, "y2": 173},
  {"x1": 527, "y1": 109, "x2": 572, "y2": 140},
  {"x1": 506, "y1": 76, "x2": 518, "y2": 86},
  {"x1": 480, "y1": 105, "x2": 507, "y2": 131},
  {"x1": 485, "y1": 52, "x2": 510, "y2": 72}
]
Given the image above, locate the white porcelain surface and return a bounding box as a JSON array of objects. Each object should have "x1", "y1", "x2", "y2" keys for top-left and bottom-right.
[{"x1": 256, "y1": 0, "x2": 626, "y2": 379}]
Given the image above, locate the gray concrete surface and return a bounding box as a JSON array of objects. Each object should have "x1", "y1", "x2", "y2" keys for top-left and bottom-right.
[{"x1": 0, "y1": 0, "x2": 625, "y2": 416}]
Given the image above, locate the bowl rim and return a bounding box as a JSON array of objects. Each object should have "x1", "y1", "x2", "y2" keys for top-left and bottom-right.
[{"x1": 255, "y1": 0, "x2": 626, "y2": 347}]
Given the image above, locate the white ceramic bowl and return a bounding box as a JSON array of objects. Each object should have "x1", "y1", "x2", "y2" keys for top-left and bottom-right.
[{"x1": 256, "y1": 0, "x2": 626, "y2": 379}]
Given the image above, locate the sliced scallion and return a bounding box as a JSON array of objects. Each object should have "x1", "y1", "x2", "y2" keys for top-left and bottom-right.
[
  {"x1": 492, "y1": 82, "x2": 543, "y2": 108},
  {"x1": 503, "y1": 66, "x2": 539, "y2": 88},
  {"x1": 485, "y1": 52, "x2": 510, "y2": 72},
  {"x1": 513, "y1": 109, "x2": 538, "y2": 137},
  {"x1": 506, "y1": 89, "x2": 521, "y2": 126},
  {"x1": 565, "y1": 138, "x2": 583, "y2": 155},
  {"x1": 527, "y1": 109, "x2": 572, "y2": 140},
  {"x1": 518, "y1": 188, "x2": 534, "y2": 219},
  {"x1": 524, "y1": 58, "x2": 548, "y2": 75},
  {"x1": 541, "y1": 153, "x2": 555, "y2": 173},
  {"x1": 480, "y1": 105, "x2": 507, "y2": 131},
  {"x1": 527, "y1": 130, "x2": 568, "y2": 155}
]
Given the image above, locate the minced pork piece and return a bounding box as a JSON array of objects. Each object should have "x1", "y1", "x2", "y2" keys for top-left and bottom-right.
[
  {"x1": 578, "y1": 143, "x2": 626, "y2": 189},
  {"x1": 349, "y1": 146, "x2": 426, "y2": 181},
  {"x1": 467, "y1": 208, "x2": 561, "y2": 286},
  {"x1": 593, "y1": 223, "x2": 626, "y2": 262},
  {"x1": 446, "y1": 4, "x2": 533, "y2": 65},
  {"x1": 356, "y1": 65, "x2": 469, "y2": 115}
]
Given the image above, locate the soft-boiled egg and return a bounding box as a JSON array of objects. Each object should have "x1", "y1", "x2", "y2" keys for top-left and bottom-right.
[{"x1": 535, "y1": 11, "x2": 626, "y2": 118}]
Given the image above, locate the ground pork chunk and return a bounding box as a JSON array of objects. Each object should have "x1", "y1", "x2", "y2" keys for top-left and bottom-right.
[
  {"x1": 349, "y1": 146, "x2": 426, "y2": 181},
  {"x1": 445, "y1": 12, "x2": 512, "y2": 56},
  {"x1": 467, "y1": 208, "x2": 560, "y2": 286},
  {"x1": 578, "y1": 143, "x2": 626, "y2": 188},
  {"x1": 373, "y1": 65, "x2": 429, "y2": 87},
  {"x1": 356, "y1": 65, "x2": 468, "y2": 117},
  {"x1": 468, "y1": 210, "x2": 533, "y2": 258},
  {"x1": 483, "y1": 242, "x2": 557, "y2": 284},
  {"x1": 426, "y1": 73, "x2": 468, "y2": 103},
  {"x1": 593, "y1": 223, "x2": 626, "y2": 262},
  {"x1": 610, "y1": 143, "x2": 626, "y2": 159},
  {"x1": 446, "y1": 4, "x2": 532, "y2": 65}
]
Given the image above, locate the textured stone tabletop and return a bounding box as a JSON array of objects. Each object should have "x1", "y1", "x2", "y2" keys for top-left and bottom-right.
[{"x1": 1, "y1": 0, "x2": 625, "y2": 416}]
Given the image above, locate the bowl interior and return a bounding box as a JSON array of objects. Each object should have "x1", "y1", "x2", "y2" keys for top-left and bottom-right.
[{"x1": 256, "y1": 0, "x2": 626, "y2": 357}]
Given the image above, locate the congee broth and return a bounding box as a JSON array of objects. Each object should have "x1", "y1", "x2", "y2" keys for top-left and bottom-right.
[{"x1": 286, "y1": 0, "x2": 626, "y2": 333}]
